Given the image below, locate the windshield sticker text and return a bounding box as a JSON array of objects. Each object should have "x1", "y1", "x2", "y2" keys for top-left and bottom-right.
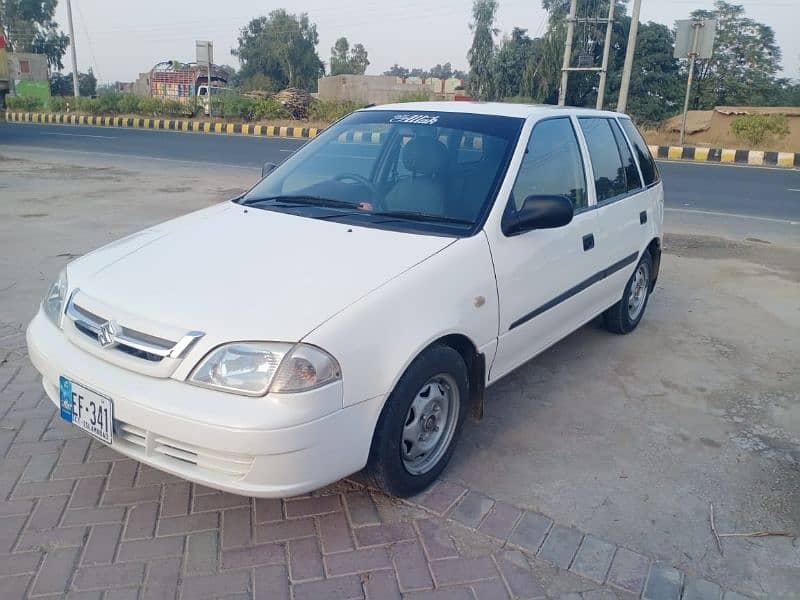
[{"x1": 389, "y1": 114, "x2": 439, "y2": 125}]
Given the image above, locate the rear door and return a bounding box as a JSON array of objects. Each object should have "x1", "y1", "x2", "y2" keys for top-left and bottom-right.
[
  {"x1": 576, "y1": 117, "x2": 648, "y2": 308},
  {"x1": 489, "y1": 117, "x2": 604, "y2": 381}
]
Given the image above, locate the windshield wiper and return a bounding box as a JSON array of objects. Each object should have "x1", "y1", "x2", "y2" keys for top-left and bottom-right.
[
  {"x1": 370, "y1": 211, "x2": 473, "y2": 225},
  {"x1": 242, "y1": 195, "x2": 358, "y2": 209}
]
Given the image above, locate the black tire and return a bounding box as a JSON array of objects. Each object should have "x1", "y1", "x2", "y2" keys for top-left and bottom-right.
[
  {"x1": 603, "y1": 251, "x2": 653, "y2": 335},
  {"x1": 365, "y1": 345, "x2": 469, "y2": 497}
]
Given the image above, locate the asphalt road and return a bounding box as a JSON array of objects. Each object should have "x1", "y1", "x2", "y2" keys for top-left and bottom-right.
[{"x1": 2, "y1": 121, "x2": 799, "y2": 223}]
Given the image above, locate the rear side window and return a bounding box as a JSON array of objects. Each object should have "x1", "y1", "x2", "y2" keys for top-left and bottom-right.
[
  {"x1": 579, "y1": 118, "x2": 629, "y2": 203},
  {"x1": 609, "y1": 120, "x2": 642, "y2": 193},
  {"x1": 619, "y1": 118, "x2": 660, "y2": 186},
  {"x1": 511, "y1": 118, "x2": 587, "y2": 211}
]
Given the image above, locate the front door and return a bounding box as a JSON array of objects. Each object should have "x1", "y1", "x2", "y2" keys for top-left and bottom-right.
[{"x1": 489, "y1": 117, "x2": 604, "y2": 381}]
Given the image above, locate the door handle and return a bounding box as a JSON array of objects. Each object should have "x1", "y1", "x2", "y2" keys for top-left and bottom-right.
[
  {"x1": 640, "y1": 210, "x2": 648, "y2": 224},
  {"x1": 583, "y1": 234, "x2": 595, "y2": 251}
]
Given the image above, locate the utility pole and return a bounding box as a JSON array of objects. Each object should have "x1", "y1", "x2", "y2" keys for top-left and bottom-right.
[
  {"x1": 595, "y1": 0, "x2": 615, "y2": 110},
  {"x1": 558, "y1": 0, "x2": 578, "y2": 106},
  {"x1": 617, "y1": 0, "x2": 642, "y2": 113},
  {"x1": 679, "y1": 21, "x2": 702, "y2": 146},
  {"x1": 66, "y1": 0, "x2": 80, "y2": 97}
]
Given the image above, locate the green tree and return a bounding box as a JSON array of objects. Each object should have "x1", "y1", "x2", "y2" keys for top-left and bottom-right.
[
  {"x1": 690, "y1": 1, "x2": 783, "y2": 108},
  {"x1": 0, "y1": 0, "x2": 69, "y2": 69},
  {"x1": 330, "y1": 37, "x2": 370, "y2": 76},
  {"x1": 467, "y1": 0, "x2": 498, "y2": 100},
  {"x1": 232, "y1": 10, "x2": 324, "y2": 91},
  {"x1": 494, "y1": 27, "x2": 533, "y2": 99},
  {"x1": 384, "y1": 64, "x2": 410, "y2": 78},
  {"x1": 49, "y1": 68, "x2": 97, "y2": 97}
]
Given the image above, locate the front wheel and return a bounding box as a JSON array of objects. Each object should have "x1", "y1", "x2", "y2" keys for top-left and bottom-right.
[
  {"x1": 365, "y1": 345, "x2": 468, "y2": 497},
  {"x1": 603, "y1": 251, "x2": 653, "y2": 334}
]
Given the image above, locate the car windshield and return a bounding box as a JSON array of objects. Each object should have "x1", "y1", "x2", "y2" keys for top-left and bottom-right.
[{"x1": 240, "y1": 109, "x2": 524, "y2": 236}]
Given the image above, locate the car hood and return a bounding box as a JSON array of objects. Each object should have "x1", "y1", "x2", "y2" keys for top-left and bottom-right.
[{"x1": 69, "y1": 202, "x2": 456, "y2": 343}]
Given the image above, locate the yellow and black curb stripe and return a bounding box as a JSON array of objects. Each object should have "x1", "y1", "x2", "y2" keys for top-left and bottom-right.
[
  {"x1": 4, "y1": 111, "x2": 321, "y2": 140},
  {"x1": 649, "y1": 144, "x2": 799, "y2": 169}
]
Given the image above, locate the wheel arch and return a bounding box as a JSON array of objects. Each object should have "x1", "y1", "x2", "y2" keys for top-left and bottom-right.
[{"x1": 646, "y1": 237, "x2": 662, "y2": 292}]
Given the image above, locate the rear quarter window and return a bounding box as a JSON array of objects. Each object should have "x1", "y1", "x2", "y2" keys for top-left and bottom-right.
[{"x1": 619, "y1": 119, "x2": 660, "y2": 186}]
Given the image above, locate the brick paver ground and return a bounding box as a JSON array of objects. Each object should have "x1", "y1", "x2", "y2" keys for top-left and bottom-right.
[{"x1": 0, "y1": 322, "x2": 750, "y2": 599}]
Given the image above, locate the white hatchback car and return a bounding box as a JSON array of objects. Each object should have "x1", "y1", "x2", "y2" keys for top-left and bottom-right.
[{"x1": 27, "y1": 102, "x2": 663, "y2": 498}]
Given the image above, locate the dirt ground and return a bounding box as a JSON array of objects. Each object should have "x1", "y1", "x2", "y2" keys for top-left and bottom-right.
[{"x1": 1, "y1": 148, "x2": 798, "y2": 598}]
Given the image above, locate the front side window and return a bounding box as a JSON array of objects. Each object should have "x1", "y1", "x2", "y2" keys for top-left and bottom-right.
[
  {"x1": 579, "y1": 117, "x2": 631, "y2": 203},
  {"x1": 240, "y1": 110, "x2": 523, "y2": 236},
  {"x1": 510, "y1": 118, "x2": 587, "y2": 212}
]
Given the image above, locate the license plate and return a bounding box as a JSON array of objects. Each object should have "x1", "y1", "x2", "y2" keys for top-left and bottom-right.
[{"x1": 59, "y1": 376, "x2": 113, "y2": 444}]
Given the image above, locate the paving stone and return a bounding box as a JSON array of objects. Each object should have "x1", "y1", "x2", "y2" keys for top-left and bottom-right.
[
  {"x1": 416, "y1": 517, "x2": 458, "y2": 559},
  {"x1": 27, "y1": 495, "x2": 69, "y2": 530},
  {"x1": 344, "y1": 490, "x2": 381, "y2": 526},
  {"x1": 72, "y1": 561, "x2": 146, "y2": 590},
  {"x1": 123, "y1": 502, "x2": 158, "y2": 539},
  {"x1": 161, "y1": 482, "x2": 190, "y2": 517},
  {"x1": 723, "y1": 592, "x2": 752, "y2": 600},
  {"x1": 289, "y1": 536, "x2": 324, "y2": 581},
  {"x1": 142, "y1": 557, "x2": 181, "y2": 600},
  {"x1": 415, "y1": 481, "x2": 467, "y2": 515},
  {"x1": 354, "y1": 522, "x2": 416, "y2": 547},
  {"x1": 255, "y1": 497, "x2": 283, "y2": 522},
  {"x1": 292, "y1": 574, "x2": 365, "y2": 600},
  {"x1": 58, "y1": 438, "x2": 91, "y2": 464},
  {"x1": 69, "y1": 477, "x2": 106, "y2": 509},
  {"x1": 643, "y1": 562, "x2": 683, "y2": 600},
  {"x1": 101, "y1": 485, "x2": 161, "y2": 506},
  {"x1": 583, "y1": 590, "x2": 620, "y2": 600},
  {"x1": 104, "y1": 589, "x2": 139, "y2": 600},
  {"x1": 364, "y1": 569, "x2": 401, "y2": 599},
  {"x1": 52, "y1": 462, "x2": 112, "y2": 479},
  {"x1": 107, "y1": 460, "x2": 138, "y2": 489},
  {"x1": 537, "y1": 524, "x2": 583, "y2": 569},
  {"x1": 80, "y1": 523, "x2": 123, "y2": 565},
  {"x1": 157, "y1": 512, "x2": 218, "y2": 536},
  {"x1": 221, "y1": 506, "x2": 252, "y2": 548},
  {"x1": 430, "y1": 555, "x2": 497, "y2": 586},
  {"x1": 13, "y1": 478, "x2": 75, "y2": 499},
  {"x1": 508, "y1": 511, "x2": 553, "y2": 554},
  {"x1": 135, "y1": 465, "x2": 182, "y2": 486},
  {"x1": 0, "y1": 574, "x2": 32, "y2": 599},
  {"x1": 253, "y1": 564, "x2": 291, "y2": 600},
  {"x1": 404, "y1": 587, "x2": 475, "y2": 600},
  {"x1": 117, "y1": 535, "x2": 185, "y2": 561},
  {"x1": 193, "y1": 491, "x2": 250, "y2": 512},
  {"x1": 392, "y1": 539, "x2": 434, "y2": 591},
  {"x1": 0, "y1": 498, "x2": 34, "y2": 518},
  {"x1": 683, "y1": 578, "x2": 722, "y2": 600},
  {"x1": 185, "y1": 530, "x2": 218, "y2": 575},
  {"x1": 30, "y1": 547, "x2": 80, "y2": 596},
  {"x1": 471, "y1": 578, "x2": 511, "y2": 600},
  {"x1": 17, "y1": 525, "x2": 89, "y2": 553},
  {"x1": 257, "y1": 517, "x2": 315, "y2": 543},
  {"x1": 325, "y1": 547, "x2": 392, "y2": 575},
  {"x1": 569, "y1": 534, "x2": 616, "y2": 584},
  {"x1": 180, "y1": 569, "x2": 251, "y2": 598},
  {"x1": 62, "y1": 506, "x2": 126, "y2": 526},
  {"x1": 319, "y1": 510, "x2": 355, "y2": 554},
  {"x1": 20, "y1": 452, "x2": 58, "y2": 482},
  {"x1": 0, "y1": 551, "x2": 41, "y2": 577},
  {"x1": 221, "y1": 542, "x2": 284, "y2": 569},
  {"x1": 494, "y1": 550, "x2": 546, "y2": 600},
  {"x1": 285, "y1": 494, "x2": 341, "y2": 518},
  {"x1": 450, "y1": 490, "x2": 494, "y2": 529},
  {"x1": 607, "y1": 547, "x2": 650, "y2": 595}
]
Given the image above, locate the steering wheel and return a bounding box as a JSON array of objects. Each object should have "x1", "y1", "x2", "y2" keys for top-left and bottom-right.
[{"x1": 334, "y1": 173, "x2": 379, "y2": 207}]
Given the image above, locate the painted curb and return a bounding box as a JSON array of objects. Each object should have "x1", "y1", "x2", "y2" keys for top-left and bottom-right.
[
  {"x1": 4, "y1": 111, "x2": 321, "y2": 140},
  {"x1": 648, "y1": 144, "x2": 799, "y2": 168}
]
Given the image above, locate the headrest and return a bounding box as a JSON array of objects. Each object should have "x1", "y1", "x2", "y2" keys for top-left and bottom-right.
[{"x1": 402, "y1": 137, "x2": 448, "y2": 176}]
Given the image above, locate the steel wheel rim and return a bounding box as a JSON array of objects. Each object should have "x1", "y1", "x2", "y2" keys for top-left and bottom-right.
[
  {"x1": 628, "y1": 262, "x2": 650, "y2": 321},
  {"x1": 401, "y1": 373, "x2": 460, "y2": 475}
]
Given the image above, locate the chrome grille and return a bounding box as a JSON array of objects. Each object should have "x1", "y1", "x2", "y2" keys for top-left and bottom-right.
[{"x1": 65, "y1": 290, "x2": 204, "y2": 364}]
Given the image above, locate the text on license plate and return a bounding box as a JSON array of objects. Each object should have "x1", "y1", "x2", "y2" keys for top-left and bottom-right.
[{"x1": 59, "y1": 376, "x2": 113, "y2": 444}]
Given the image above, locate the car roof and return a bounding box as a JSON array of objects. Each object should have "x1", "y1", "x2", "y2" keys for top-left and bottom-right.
[{"x1": 361, "y1": 101, "x2": 628, "y2": 120}]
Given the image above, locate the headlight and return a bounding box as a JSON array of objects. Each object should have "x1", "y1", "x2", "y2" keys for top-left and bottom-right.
[
  {"x1": 43, "y1": 269, "x2": 68, "y2": 328},
  {"x1": 188, "y1": 342, "x2": 341, "y2": 396}
]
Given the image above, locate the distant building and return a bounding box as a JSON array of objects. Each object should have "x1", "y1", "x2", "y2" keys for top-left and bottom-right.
[
  {"x1": 317, "y1": 75, "x2": 468, "y2": 105},
  {"x1": 7, "y1": 52, "x2": 50, "y2": 104}
]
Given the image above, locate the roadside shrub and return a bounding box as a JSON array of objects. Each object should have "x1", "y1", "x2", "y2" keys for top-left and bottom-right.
[
  {"x1": 217, "y1": 92, "x2": 257, "y2": 120},
  {"x1": 96, "y1": 91, "x2": 123, "y2": 114},
  {"x1": 75, "y1": 96, "x2": 100, "y2": 114},
  {"x1": 252, "y1": 97, "x2": 290, "y2": 120},
  {"x1": 49, "y1": 96, "x2": 68, "y2": 112},
  {"x1": 731, "y1": 114, "x2": 789, "y2": 147},
  {"x1": 6, "y1": 95, "x2": 44, "y2": 111},
  {"x1": 117, "y1": 93, "x2": 141, "y2": 114},
  {"x1": 308, "y1": 99, "x2": 366, "y2": 122},
  {"x1": 137, "y1": 97, "x2": 191, "y2": 117}
]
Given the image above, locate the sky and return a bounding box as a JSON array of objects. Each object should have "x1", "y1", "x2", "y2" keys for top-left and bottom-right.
[{"x1": 54, "y1": 0, "x2": 800, "y2": 84}]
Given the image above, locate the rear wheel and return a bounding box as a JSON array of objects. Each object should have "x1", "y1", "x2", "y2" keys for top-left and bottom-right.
[
  {"x1": 603, "y1": 251, "x2": 653, "y2": 334},
  {"x1": 365, "y1": 345, "x2": 468, "y2": 497}
]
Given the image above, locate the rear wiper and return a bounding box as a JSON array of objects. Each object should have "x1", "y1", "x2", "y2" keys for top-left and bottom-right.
[
  {"x1": 370, "y1": 211, "x2": 473, "y2": 225},
  {"x1": 242, "y1": 195, "x2": 358, "y2": 209}
]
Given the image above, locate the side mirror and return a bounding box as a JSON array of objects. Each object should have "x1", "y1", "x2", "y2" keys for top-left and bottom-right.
[
  {"x1": 261, "y1": 162, "x2": 277, "y2": 178},
  {"x1": 502, "y1": 194, "x2": 574, "y2": 236}
]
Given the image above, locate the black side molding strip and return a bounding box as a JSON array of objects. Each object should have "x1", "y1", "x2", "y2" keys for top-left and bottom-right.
[{"x1": 509, "y1": 251, "x2": 639, "y2": 331}]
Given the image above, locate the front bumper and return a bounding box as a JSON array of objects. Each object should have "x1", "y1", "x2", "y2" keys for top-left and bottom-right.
[{"x1": 27, "y1": 309, "x2": 384, "y2": 497}]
